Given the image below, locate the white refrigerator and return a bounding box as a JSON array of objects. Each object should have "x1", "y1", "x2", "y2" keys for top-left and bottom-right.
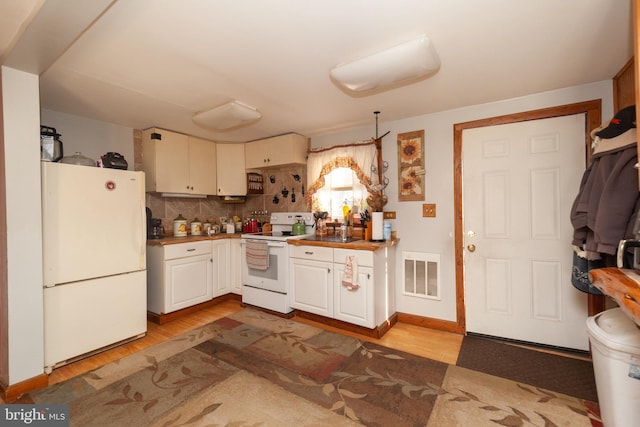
[{"x1": 41, "y1": 162, "x2": 147, "y2": 372}]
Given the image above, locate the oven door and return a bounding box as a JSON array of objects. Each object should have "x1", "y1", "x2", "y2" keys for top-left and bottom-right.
[{"x1": 241, "y1": 239, "x2": 288, "y2": 293}]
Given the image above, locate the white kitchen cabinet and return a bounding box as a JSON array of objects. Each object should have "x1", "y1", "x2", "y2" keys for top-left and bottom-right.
[
  {"x1": 230, "y1": 238, "x2": 242, "y2": 294},
  {"x1": 334, "y1": 262, "x2": 374, "y2": 328},
  {"x1": 245, "y1": 133, "x2": 308, "y2": 169},
  {"x1": 289, "y1": 245, "x2": 334, "y2": 317},
  {"x1": 142, "y1": 128, "x2": 216, "y2": 195},
  {"x1": 290, "y1": 245, "x2": 394, "y2": 330},
  {"x1": 216, "y1": 143, "x2": 246, "y2": 195},
  {"x1": 212, "y1": 239, "x2": 230, "y2": 297},
  {"x1": 147, "y1": 241, "x2": 213, "y2": 314}
]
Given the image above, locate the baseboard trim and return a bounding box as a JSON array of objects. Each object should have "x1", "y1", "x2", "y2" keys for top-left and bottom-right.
[
  {"x1": 1, "y1": 373, "x2": 48, "y2": 403},
  {"x1": 397, "y1": 312, "x2": 465, "y2": 334},
  {"x1": 294, "y1": 310, "x2": 398, "y2": 339},
  {"x1": 148, "y1": 293, "x2": 241, "y2": 324}
]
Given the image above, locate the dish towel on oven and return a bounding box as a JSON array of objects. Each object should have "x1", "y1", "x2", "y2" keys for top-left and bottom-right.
[
  {"x1": 245, "y1": 240, "x2": 269, "y2": 270},
  {"x1": 341, "y1": 255, "x2": 359, "y2": 290}
]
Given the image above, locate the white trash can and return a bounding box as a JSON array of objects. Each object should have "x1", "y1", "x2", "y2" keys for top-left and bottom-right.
[{"x1": 587, "y1": 308, "x2": 640, "y2": 427}]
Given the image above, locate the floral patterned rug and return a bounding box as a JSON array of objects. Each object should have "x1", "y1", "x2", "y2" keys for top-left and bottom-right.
[{"x1": 24, "y1": 309, "x2": 601, "y2": 426}]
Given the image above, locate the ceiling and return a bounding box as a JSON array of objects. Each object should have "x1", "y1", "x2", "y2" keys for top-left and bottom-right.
[{"x1": 0, "y1": 0, "x2": 634, "y2": 142}]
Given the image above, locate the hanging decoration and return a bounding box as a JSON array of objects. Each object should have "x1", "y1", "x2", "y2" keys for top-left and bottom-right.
[{"x1": 397, "y1": 130, "x2": 426, "y2": 201}]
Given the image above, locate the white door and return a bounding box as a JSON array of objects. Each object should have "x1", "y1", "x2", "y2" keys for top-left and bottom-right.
[{"x1": 463, "y1": 114, "x2": 589, "y2": 350}]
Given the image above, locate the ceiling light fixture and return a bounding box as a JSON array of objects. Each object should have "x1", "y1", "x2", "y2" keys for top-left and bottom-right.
[
  {"x1": 193, "y1": 100, "x2": 261, "y2": 131},
  {"x1": 330, "y1": 35, "x2": 441, "y2": 93}
]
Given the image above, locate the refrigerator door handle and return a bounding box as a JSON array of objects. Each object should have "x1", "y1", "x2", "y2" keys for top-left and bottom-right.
[{"x1": 140, "y1": 201, "x2": 147, "y2": 265}]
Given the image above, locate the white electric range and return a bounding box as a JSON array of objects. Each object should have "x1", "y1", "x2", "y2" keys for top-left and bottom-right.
[{"x1": 240, "y1": 212, "x2": 315, "y2": 313}]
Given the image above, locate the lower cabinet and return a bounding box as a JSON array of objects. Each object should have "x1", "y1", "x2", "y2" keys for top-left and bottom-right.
[
  {"x1": 230, "y1": 238, "x2": 242, "y2": 294},
  {"x1": 290, "y1": 245, "x2": 390, "y2": 328},
  {"x1": 147, "y1": 238, "x2": 240, "y2": 315},
  {"x1": 147, "y1": 241, "x2": 213, "y2": 314},
  {"x1": 290, "y1": 257, "x2": 333, "y2": 317},
  {"x1": 334, "y1": 262, "x2": 373, "y2": 327},
  {"x1": 212, "y1": 239, "x2": 230, "y2": 297}
]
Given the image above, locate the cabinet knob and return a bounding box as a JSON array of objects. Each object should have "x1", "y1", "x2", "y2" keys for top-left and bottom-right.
[
  {"x1": 327, "y1": 268, "x2": 331, "y2": 274},
  {"x1": 304, "y1": 251, "x2": 314, "y2": 255}
]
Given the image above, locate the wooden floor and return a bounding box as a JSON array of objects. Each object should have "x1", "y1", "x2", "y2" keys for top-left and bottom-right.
[{"x1": 47, "y1": 300, "x2": 464, "y2": 386}]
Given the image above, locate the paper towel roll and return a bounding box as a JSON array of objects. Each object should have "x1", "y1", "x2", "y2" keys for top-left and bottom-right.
[{"x1": 372, "y1": 212, "x2": 384, "y2": 241}]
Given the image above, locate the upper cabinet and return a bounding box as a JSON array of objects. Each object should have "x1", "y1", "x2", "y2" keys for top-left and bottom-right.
[
  {"x1": 245, "y1": 133, "x2": 309, "y2": 169},
  {"x1": 142, "y1": 128, "x2": 216, "y2": 196},
  {"x1": 216, "y1": 143, "x2": 246, "y2": 195}
]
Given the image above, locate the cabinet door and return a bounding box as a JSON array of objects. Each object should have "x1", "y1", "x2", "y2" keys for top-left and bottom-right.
[
  {"x1": 212, "y1": 239, "x2": 231, "y2": 297},
  {"x1": 229, "y1": 239, "x2": 242, "y2": 294},
  {"x1": 164, "y1": 253, "x2": 212, "y2": 313},
  {"x1": 245, "y1": 134, "x2": 308, "y2": 169},
  {"x1": 216, "y1": 144, "x2": 247, "y2": 195},
  {"x1": 188, "y1": 136, "x2": 217, "y2": 195},
  {"x1": 334, "y1": 264, "x2": 374, "y2": 328},
  {"x1": 290, "y1": 257, "x2": 333, "y2": 317},
  {"x1": 245, "y1": 139, "x2": 271, "y2": 169},
  {"x1": 143, "y1": 129, "x2": 190, "y2": 193}
]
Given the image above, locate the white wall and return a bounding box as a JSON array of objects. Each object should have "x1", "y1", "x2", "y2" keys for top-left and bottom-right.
[
  {"x1": 40, "y1": 109, "x2": 134, "y2": 168},
  {"x1": 1, "y1": 66, "x2": 44, "y2": 383},
  {"x1": 311, "y1": 80, "x2": 614, "y2": 322}
]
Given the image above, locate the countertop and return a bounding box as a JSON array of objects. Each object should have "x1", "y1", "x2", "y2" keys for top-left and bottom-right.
[
  {"x1": 287, "y1": 235, "x2": 399, "y2": 251},
  {"x1": 146, "y1": 233, "x2": 242, "y2": 246},
  {"x1": 589, "y1": 267, "x2": 640, "y2": 326}
]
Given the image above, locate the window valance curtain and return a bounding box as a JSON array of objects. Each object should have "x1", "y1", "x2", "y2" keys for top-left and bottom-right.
[{"x1": 306, "y1": 140, "x2": 379, "y2": 204}]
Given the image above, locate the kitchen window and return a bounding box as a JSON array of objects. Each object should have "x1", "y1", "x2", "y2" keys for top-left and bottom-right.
[
  {"x1": 312, "y1": 167, "x2": 370, "y2": 219},
  {"x1": 307, "y1": 140, "x2": 381, "y2": 219}
]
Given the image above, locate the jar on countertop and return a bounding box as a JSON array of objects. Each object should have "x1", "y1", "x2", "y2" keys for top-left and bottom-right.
[
  {"x1": 173, "y1": 214, "x2": 188, "y2": 237},
  {"x1": 191, "y1": 217, "x2": 202, "y2": 236}
]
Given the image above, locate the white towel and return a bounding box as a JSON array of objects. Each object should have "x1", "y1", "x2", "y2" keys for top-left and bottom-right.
[
  {"x1": 341, "y1": 255, "x2": 359, "y2": 290},
  {"x1": 245, "y1": 241, "x2": 269, "y2": 270}
]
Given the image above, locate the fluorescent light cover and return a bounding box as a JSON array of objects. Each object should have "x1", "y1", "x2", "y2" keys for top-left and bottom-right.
[
  {"x1": 193, "y1": 100, "x2": 261, "y2": 131},
  {"x1": 330, "y1": 35, "x2": 440, "y2": 92}
]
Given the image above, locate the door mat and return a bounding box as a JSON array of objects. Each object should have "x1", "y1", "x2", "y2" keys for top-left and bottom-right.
[{"x1": 456, "y1": 335, "x2": 598, "y2": 402}]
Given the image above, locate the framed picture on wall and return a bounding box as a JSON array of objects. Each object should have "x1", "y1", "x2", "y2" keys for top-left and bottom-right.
[{"x1": 397, "y1": 130, "x2": 425, "y2": 201}]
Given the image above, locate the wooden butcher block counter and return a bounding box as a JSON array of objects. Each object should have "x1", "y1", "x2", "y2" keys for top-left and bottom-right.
[
  {"x1": 589, "y1": 268, "x2": 640, "y2": 326},
  {"x1": 287, "y1": 235, "x2": 399, "y2": 250}
]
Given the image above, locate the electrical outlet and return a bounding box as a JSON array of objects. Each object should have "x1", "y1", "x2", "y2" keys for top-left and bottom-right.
[
  {"x1": 423, "y1": 204, "x2": 436, "y2": 217},
  {"x1": 383, "y1": 211, "x2": 396, "y2": 219}
]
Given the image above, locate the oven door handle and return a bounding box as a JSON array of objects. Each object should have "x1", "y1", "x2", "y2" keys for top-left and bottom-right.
[{"x1": 242, "y1": 239, "x2": 287, "y2": 248}]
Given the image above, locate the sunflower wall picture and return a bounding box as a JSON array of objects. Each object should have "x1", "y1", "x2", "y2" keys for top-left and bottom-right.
[{"x1": 397, "y1": 130, "x2": 425, "y2": 201}]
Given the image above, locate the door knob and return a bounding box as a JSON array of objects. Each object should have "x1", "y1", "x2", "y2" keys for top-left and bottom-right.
[{"x1": 467, "y1": 244, "x2": 476, "y2": 252}]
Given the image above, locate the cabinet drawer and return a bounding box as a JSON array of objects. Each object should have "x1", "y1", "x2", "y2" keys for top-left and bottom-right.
[
  {"x1": 164, "y1": 241, "x2": 211, "y2": 260},
  {"x1": 289, "y1": 245, "x2": 333, "y2": 262},
  {"x1": 333, "y1": 248, "x2": 373, "y2": 267}
]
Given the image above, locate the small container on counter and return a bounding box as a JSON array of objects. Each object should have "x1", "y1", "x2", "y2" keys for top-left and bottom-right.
[
  {"x1": 191, "y1": 217, "x2": 202, "y2": 235},
  {"x1": 226, "y1": 222, "x2": 235, "y2": 234},
  {"x1": 173, "y1": 214, "x2": 188, "y2": 237},
  {"x1": 203, "y1": 220, "x2": 212, "y2": 234},
  {"x1": 383, "y1": 221, "x2": 392, "y2": 241}
]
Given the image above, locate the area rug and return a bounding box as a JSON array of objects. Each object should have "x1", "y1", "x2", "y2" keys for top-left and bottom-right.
[
  {"x1": 457, "y1": 335, "x2": 598, "y2": 402},
  {"x1": 23, "y1": 309, "x2": 601, "y2": 426}
]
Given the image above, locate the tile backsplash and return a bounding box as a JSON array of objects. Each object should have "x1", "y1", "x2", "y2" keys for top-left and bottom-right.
[{"x1": 134, "y1": 130, "x2": 309, "y2": 234}]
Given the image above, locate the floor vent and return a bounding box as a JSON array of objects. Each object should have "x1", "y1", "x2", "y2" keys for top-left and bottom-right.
[{"x1": 402, "y1": 251, "x2": 440, "y2": 299}]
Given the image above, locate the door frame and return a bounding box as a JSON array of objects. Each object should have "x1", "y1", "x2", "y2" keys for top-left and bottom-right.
[{"x1": 452, "y1": 99, "x2": 602, "y2": 332}]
